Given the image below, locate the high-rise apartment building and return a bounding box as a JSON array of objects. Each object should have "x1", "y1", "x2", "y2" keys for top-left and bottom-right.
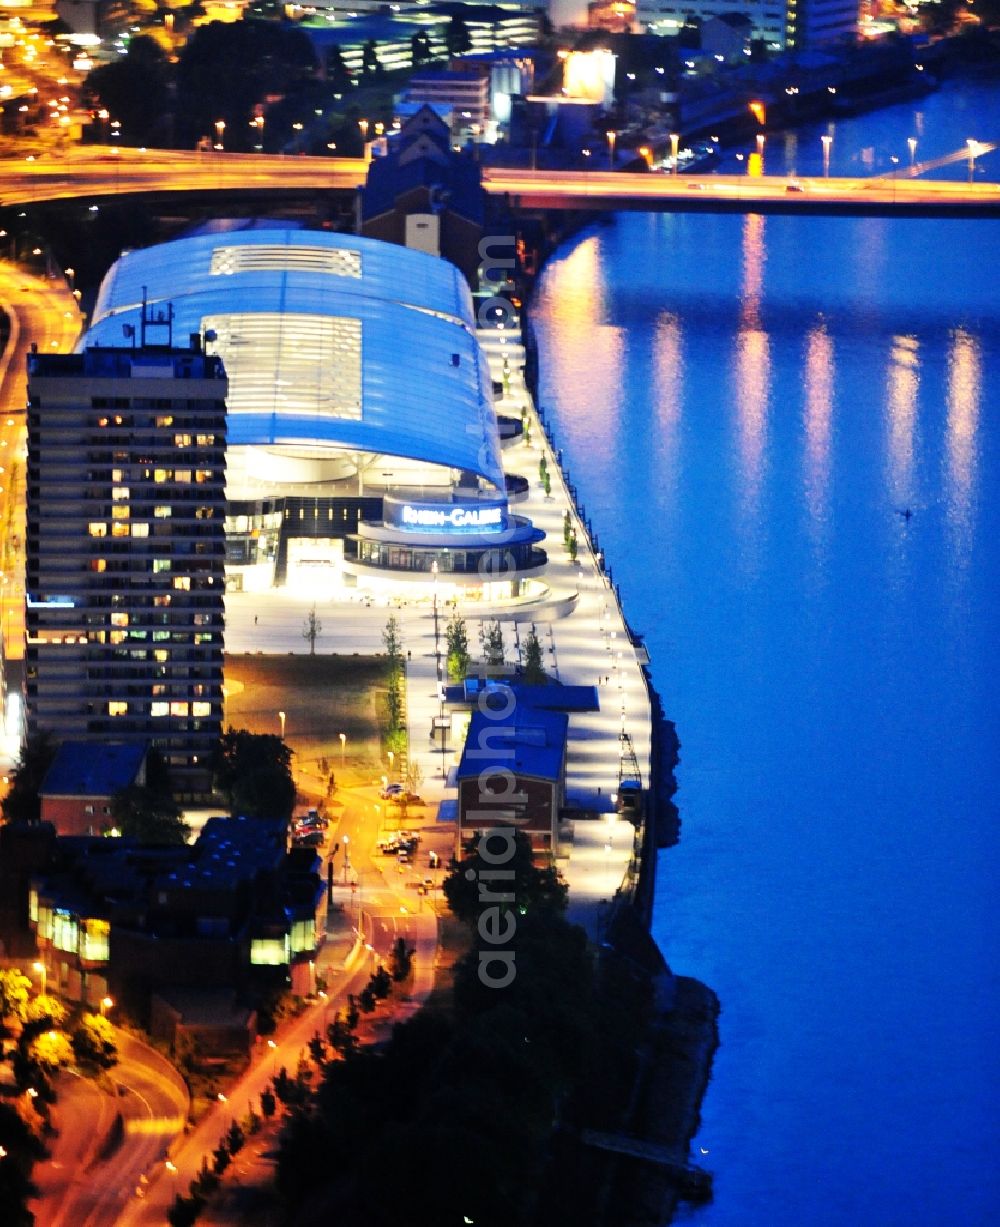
[
  {"x1": 25, "y1": 341, "x2": 227, "y2": 795},
  {"x1": 637, "y1": 0, "x2": 858, "y2": 52}
]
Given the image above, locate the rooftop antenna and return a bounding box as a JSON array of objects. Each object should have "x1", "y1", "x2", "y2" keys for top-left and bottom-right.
[{"x1": 139, "y1": 285, "x2": 174, "y2": 348}]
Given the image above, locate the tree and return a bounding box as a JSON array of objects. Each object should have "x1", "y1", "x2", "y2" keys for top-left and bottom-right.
[
  {"x1": 302, "y1": 605, "x2": 322, "y2": 655},
  {"x1": 71, "y1": 1013, "x2": 118, "y2": 1069},
  {"x1": 1, "y1": 732, "x2": 57, "y2": 825},
  {"x1": 390, "y1": 936, "x2": 412, "y2": 982},
  {"x1": 110, "y1": 785, "x2": 189, "y2": 845},
  {"x1": 175, "y1": 20, "x2": 317, "y2": 151},
  {"x1": 326, "y1": 45, "x2": 352, "y2": 93},
  {"x1": 445, "y1": 14, "x2": 472, "y2": 57},
  {"x1": 382, "y1": 615, "x2": 404, "y2": 666},
  {"x1": 0, "y1": 970, "x2": 32, "y2": 1034},
  {"x1": 214, "y1": 730, "x2": 295, "y2": 822},
  {"x1": 361, "y1": 38, "x2": 382, "y2": 78},
  {"x1": 410, "y1": 30, "x2": 433, "y2": 68},
  {"x1": 444, "y1": 829, "x2": 567, "y2": 926},
  {"x1": 26, "y1": 1029, "x2": 73, "y2": 1074},
  {"x1": 522, "y1": 626, "x2": 546, "y2": 684},
  {"x1": 23, "y1": 995, "x2": 67, "y2": 1028},
  {"x1": 542, "y1": 469, "x2": 552, "y2": 498},
  {"x1": 482, "y1": 620, "x2": 505, "y2": 668},
  {"x1": 84, "y1": 34, "x2": 172, "y2": 146},
  {"x1": 446, "y1": 613, "x2": 470, "y2": 682}
]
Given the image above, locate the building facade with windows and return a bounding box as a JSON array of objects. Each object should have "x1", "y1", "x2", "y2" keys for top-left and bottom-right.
[
  {"x1": 25, "y1": 344, "x2": 227, "y2": 793},
  {"x1": 637, "y1": 0, "x2": 858, "y2": 52}
]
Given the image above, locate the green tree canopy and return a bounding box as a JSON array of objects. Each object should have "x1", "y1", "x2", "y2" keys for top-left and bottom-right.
[
  {"x1": 174, "y1": 19, "x2": 317, "y2": 150},
  {"x1": 71, "y1": 1013, "x2": 118, "y2": 1069},
  {"x1": 1, "y1": 732, "x2": 57, "y2": 825},
  {"x1": 521, "y1": 626, "x2": 546, "y2": 684},
  {"x1": 445, "y1": 14, "x2": 472, "y2": 56},
  {"x1": 443, "y1": 829, "x2": 567, "y2": 926},
  {"x1": 84, "y1": 34, "x2": 172, "y2": 146},
  {"x1": 110, "y1": 785, "x2": 189, "y2": 845},
  {"x1": 214, "y1": 730, "x2": 296, "y2": 822}
]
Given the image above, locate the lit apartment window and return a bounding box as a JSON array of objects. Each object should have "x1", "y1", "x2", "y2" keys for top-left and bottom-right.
[
  {"x1": 175, "y1": 469, "x2": 192, "y2": 483},
  {"x1": 112, "y1": 523, "x2": 129, "y2": 538},
  {"x1": 110, "y1": 612, "x2": 129, "y2": 627},
  {"x1": 154, "y1": 506, "x2": 172, "y2": 518},
  {"x1": 132, "y1": 523, "x2": 149, "y2": 537},
  {"x1": 173, "y1": 576, "x2": 191, "y2": 591},
  {"x1": 80, "y1": 918, "x2": 110, "y2": 962},
  {"x1": 154, "y1": 468, "x2": 171, "y2": 483},
  {"x1": 89, "y1": 559, "x2": 107, "y2": 572},
  {"x1": 152, "y1": 559, "x2": 171, "y2": 573},
  {"x1": 250, "y1": 935, "x2": 290, "y2": 966},
  {"x1": 154, "y1": 649, "x2": 168, "y2": 662},
  {"x1": 88, "y1": 522, "x2": 108, "y2": 537},
  {"x1": 155, "y1": 415, "x2": 174, "y2": 427},
  {"x1": 170, "y1": 701, "x2": 189, "y2": 717},
  {"x1": 108, "y1": 700, "x2": 128, "y2": 716},
  {"x1": 194, "y1": 632, "x2": 214, "y2": 644},
  {"x1": 151, "y1": 701, "x2": 169, "y2": 717},
  {"x1": 196, "y1": 434, "x2": 215, "y2": 446},
  {"x1": 111, "y1": 505, "x2": 130, "y2": 520},
  {"x1": 111, "y1": 486, "x2": 130, "y2": 501},
  {"x1": 110, "y1": 631, "x2": 127, "y2": 644},
  {"x1": 112, "y1": 468, "x2": 124, "y2": 482},
  {"x1": 153, "y1": 595, "x2": 171, "y2": 607},
  {"x1": 174, "y1": 433, "x2": 192, "y2": 448},
  {"x1": 195, "y1": 469, "x2": 213, "y2": 484},
  {"x1": 193, "y1": 701, "x2": 211, "y2": 717}
]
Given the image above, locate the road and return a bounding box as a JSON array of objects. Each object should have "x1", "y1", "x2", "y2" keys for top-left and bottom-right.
[
  {"x1": 30, "y1": 1032, "x2": 189, "y2": 1227},
  {"x1": 2, "y1": 144, "x2": 999, "y2": 216}
]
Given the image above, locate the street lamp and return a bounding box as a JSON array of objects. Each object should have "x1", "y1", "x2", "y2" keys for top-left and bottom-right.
[
  {"x1": 606, "y1": 129, "x2": 616, "y2": 169},
  {"x1": 669, "y1": 132, "x2": 679, "y2": 174},
  {"x1": 756, "y1": 132, "x2": 765, "y2": 159},
  {"x1": 100, "y1": 996, "x2": 114, "y2": 1018},
  {"x1": 890, "y1": 154, "x2": 899, "y2": 201},
  {"x1": 967, "y1": 138, "x2": 979, "y2": 183},
  {"x1": 339, "y1": 732, "x2": 346, "y2": 768},
  {"x1": 359, "y1": 117, "x2": 369, "y2": 155},
  {"x1": 821, "y1": 134, "x2": 832, "y2": 178},
  {"x1": 907, "y1": 136, "x2": 917, "y2": 167},
  {"x1": 251, "y1": 114, "x2": 264, "y2": 150},
  {"x1": 215, "y1": 119, "x2": 225, "y2": 150},
  {"x1": 278, "y1": 710, "x2": 286, "y2": 739},
  {"x1": 342, "y1": 834, "x2": 350, "y2": 884},
  {"x1": 32, "y1": 961, "x2": 46, "y2": 996}
]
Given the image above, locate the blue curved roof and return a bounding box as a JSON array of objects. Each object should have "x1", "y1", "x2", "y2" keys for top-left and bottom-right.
[{"x1": 81, "y1": 230, "x2": 503, "y2": 488}]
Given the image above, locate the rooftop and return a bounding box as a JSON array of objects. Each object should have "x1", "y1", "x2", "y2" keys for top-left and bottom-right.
[{"x1": 41, "y1": 741, "x2": 147, "y2": 799}]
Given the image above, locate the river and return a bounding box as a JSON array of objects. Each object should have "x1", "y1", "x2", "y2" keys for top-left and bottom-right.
[{"x1": 530, "y1": 73, "x2": 1000, "y2": 1227}]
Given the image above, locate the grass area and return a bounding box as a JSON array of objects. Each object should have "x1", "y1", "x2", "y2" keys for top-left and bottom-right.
[{"x1": 224, "y1": 654, "x2": 386, "y2": 802}]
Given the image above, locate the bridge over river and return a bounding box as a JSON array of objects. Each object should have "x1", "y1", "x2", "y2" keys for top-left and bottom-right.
[{"x1": 3, "y1": 145, "x2": 999, "y2": 219}]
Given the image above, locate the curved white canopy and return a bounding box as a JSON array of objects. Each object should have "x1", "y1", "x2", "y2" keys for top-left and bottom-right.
[{"x1": 81, "y1": 230, "x2": 503, "y2": 488}]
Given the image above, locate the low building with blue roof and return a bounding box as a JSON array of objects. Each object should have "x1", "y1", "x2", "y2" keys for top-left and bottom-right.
[
  {"x1": 455, "y1": 695, "x2": 568, "y2": 857},
  {"x1": 40, "y1": 740, "x2": 148, "y2": 837}
]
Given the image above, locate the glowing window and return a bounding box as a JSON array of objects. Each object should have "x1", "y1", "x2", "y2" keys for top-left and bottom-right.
[
  {"x1": 151, "y1": 702, "x2": 169, "y2": 717},
  {"x1": 108, "y1": 700, "x2": 128, "y2": 716},
  {"x1": 193, "y1": 701, "x2": 211, "y2": 717},
  {"x1": 170, "y1": 701, "x2": 189, "y2": 717},
  {"x1": 131, "y1": 523, "x2": 149, "y2": 537},
  {"x1": 88, "y1": 522, "x2": 107, "y2": 537}
]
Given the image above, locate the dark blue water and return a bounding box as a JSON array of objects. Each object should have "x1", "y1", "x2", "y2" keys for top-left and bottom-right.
[{"x1": 531, "y1": 77, "x2": 1000, "y2": 1227}]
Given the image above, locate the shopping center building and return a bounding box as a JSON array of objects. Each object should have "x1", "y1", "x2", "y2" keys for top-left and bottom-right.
[{"x1": 80, "y1": 226, "x2": 545, "y2": 603}]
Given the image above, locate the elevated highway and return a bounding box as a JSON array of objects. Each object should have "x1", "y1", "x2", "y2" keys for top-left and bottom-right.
[{"x1": 2, "y1": 146, "x2": 1000, "y2": 218}]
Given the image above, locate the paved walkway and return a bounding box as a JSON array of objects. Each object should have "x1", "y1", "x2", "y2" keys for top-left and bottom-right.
[{"x1": 223, "y1": 308, "x2": 654, "y2": 940}]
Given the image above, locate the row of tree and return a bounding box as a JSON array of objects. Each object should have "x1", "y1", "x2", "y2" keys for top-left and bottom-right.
[
  {"x1": 0, "y1": 969, "x2": 118, "y2": 1227},
  {"x1": 84, "y1": 13, "x2": 477, "y2": 151}
]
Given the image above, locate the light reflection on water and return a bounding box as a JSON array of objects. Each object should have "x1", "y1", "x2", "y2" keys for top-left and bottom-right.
[{"x1": 530, "y1": 78, "x2": 999, "y2": 1226}]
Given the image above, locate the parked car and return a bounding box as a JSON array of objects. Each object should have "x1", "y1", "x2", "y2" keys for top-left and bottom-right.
[
  {"x1": 292, "y1": 830, "x2": 324, "y2": 848},
  {"x1": 379, "y1": 783, "x2": 405, "y2": 800}
]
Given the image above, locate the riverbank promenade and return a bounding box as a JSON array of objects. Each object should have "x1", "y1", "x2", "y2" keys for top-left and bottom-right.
[{"x1": 224, "y1": 304, "x2": 654, "y2": 937}]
